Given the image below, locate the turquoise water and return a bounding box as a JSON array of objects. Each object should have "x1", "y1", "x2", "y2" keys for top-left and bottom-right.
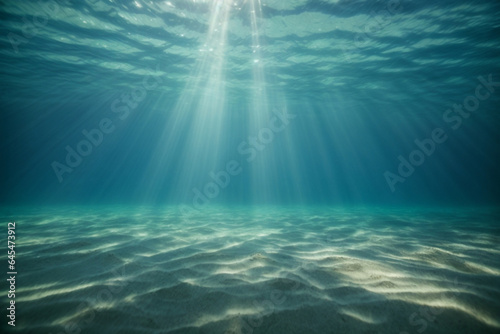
[{"x1": 1, "y1": 0, "x2": 500, "y2": 333}]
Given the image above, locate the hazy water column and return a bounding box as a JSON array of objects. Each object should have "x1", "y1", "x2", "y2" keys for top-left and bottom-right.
[
  {"x1": 244, "y1": 0, "x2": 293, "y2": 204},
  {"x1": 143, "y1": 0, "x2": 234, "y2": 204}
]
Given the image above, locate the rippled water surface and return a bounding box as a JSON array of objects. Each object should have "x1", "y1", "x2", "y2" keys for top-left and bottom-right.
[
  {"x1": 1, "y1": 1, "x2": 499, "y2": 333},
  {"x1": 1, "y1": 0, "x2": 499, "y2": 204}
]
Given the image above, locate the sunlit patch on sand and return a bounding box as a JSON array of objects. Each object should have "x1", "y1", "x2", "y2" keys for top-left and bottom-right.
[{"x1": 0, "y1": 206, "x2": 499, "y2": 333}]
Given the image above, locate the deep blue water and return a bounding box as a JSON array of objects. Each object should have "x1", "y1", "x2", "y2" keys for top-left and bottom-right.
[
  {"x1": 1, "y1": 0, "x2": 499, "y2": 208},
  {"x1": 1, "y1": 2, "x2": 500, "y2": 333}
]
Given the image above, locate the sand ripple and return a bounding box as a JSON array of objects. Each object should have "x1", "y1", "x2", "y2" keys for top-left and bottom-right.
[{"x1": 1, "y1": 206, "x2": 499, "y2": 333}]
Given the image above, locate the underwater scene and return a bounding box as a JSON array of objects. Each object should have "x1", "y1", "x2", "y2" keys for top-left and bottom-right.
[{"x1": 1, "y1": 0, "x2": 499, "y2": 333}]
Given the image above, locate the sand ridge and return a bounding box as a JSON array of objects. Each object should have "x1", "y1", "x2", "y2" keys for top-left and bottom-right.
[{"x1": 1, "y1": 206, "x2": 499, "y2": 333}]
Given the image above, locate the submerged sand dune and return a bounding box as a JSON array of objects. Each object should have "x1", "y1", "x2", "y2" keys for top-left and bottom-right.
[{"x1": 1, "y1": 206, "x2": 499, "y2": 334}]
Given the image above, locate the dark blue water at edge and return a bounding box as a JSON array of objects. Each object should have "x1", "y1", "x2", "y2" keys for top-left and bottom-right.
[{"x1": 1, "y1": 0, "x2": 499, "y2": 207}]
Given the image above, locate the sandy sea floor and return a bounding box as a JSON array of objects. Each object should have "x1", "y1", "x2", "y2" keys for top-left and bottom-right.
[{"x1": 1, "y1": 206, "x2": 499, "y2": 334}]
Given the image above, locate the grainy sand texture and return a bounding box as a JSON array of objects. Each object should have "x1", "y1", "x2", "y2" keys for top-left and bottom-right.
[{"x1": 1, "y1": 206, "x2": 499, "y2": 334}]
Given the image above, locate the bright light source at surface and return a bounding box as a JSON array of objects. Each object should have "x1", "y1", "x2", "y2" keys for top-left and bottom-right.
[
  {"x1": 139, "y1": 0, "x2": 287, "y2": 206},
  {"x1": 1, "y1": 2, "x2": 499, "y2": 334}
]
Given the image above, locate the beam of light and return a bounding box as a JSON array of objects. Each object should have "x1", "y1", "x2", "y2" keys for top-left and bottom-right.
[
  {"x1": 139, "y1": 0, "x2": 296, "y2": 207},
  {"x1": 139, "y1": 0, "x2": 292, "y2": 208},
  {"x1": 245, "y1": 0, "x2": 291, "y2": 204},
  {"x1": 142, "y1": 0, "x2": 236, "y2": 203}
]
